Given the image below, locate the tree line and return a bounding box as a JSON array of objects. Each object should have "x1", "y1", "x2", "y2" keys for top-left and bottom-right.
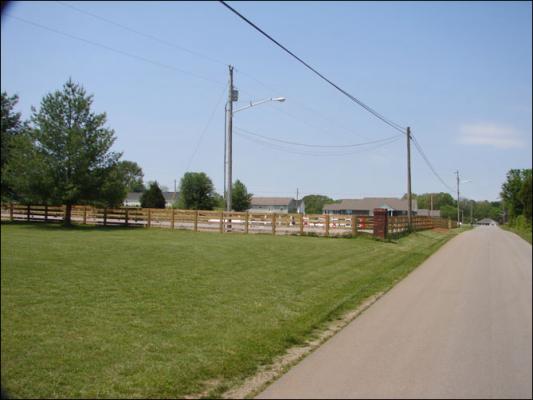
[{"x1": 1, "y1": 80, "x2": 253, "y2": 224}]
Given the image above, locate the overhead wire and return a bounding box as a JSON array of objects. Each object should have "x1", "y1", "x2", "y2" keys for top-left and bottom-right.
[
  {"x1": 55, "y1": 1, "x2": 228, "y2": 67},
  {"x1": 219, "y1": 1, "x2": 407, "y2": 134},
  {"x1": 186, "y1": 86, "x2": 227, "y2": 171},
  {"x1": 235, "y1": 128, "x2": 401, "y2": 157},
  {"x1": 234, "y1": 126, "x2": 399, "y2": 148},
  {"x1": 3, "y1": 13, "x2": 225, "y2": 87},
  {"x1": 54, "y1": 1, "x2": 395, "y2": 143},
  {"x1": 410, "y1": 134, "x2": 455, "y2": 193}
]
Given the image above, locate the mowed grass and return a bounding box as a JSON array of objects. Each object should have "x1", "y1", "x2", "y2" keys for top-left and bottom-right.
[{"x1": 1, "y1": 223, "x2": 461, "y2": 398}]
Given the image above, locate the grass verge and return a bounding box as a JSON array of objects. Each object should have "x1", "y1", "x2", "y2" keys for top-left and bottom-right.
[
  {"x1": 1, "y1": 223, "x2": 462, "y2": 398},
  {"x1": 501, "y1": 224, "x2": 532, "y2": 244}
]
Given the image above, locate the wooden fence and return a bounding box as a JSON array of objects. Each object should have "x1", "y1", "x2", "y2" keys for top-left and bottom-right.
[{"x1": 0, "y1": 203, "x2": 455, "y2": 238}]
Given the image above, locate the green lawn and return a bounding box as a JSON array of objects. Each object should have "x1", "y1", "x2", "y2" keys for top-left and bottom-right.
[{"x1": 1, "y1": 223, "x2": 461, "y2": 398}]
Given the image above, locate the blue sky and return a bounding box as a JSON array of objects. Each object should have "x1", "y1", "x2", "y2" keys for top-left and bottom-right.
[{"x1": 1, "y1": 1, "x2": 531, "y2": 201}]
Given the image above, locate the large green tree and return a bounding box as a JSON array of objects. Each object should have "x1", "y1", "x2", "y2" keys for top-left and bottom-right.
[
  {"x1": 5, "y1": 79, "x2": 122, "y2": 224},
  {"x1": 500, "y1": 168, "x2": 532, "y2": 223},
  {"x1": 177, "y1": 172, "x2": 216, "y2": 210},
  {"x1": 302, "y1": 194, "x2": 336, "y2": 214},
  {"x1": 140, "y1": 181, "x2": 166, "y2": 208},
  {"x1": 1, "y1": 92, "x2": 28, "y2": 200},
  {"x1": 231, "y1": 180, "x2": 252, "y2": 211},
  {"x1": 117, "y1": 160, "x2": 144, "y2": 192}
]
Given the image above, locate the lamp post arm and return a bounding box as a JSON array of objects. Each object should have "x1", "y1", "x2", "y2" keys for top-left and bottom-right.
[{"x1": 233, "y1": 98, "x2": 277, "y2": 113}]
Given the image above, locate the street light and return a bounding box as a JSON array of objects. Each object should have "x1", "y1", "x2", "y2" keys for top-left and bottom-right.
[
  {"x1": 224, "y1": 65, "x2": 286, "y2": 213},
  {"x1": 233, "y1": 97, "x2": 286, "y2": 113}
]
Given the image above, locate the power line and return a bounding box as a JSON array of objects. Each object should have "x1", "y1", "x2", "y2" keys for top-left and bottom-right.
[
  {"x1": 235, "y1": 129, "x2": 401, "y2": 157},
  {"x1": 55, "y1": 1, "x2": 393, "y2": 144},
  {"x1": 55, "y1": 1, "x2": 228, "y2": 67},
  {"x1": 219, "y1": 1, "x2": 406, "y2": 134},
  {"x1": 4, "y1": 13, "x2": 225, "y2": 86},
  {"x1": 186, "y1": 86, "x2": 227, "y2": 171},
  {"x1": 235, "y1": 126, "x2": 399, "y2": 148},
  {"x1": 236, "y1": 69, "x2": 375, "y2": 142},
  {"x1": 411, "y1": 134, "x2": 455, "y2": 193}
]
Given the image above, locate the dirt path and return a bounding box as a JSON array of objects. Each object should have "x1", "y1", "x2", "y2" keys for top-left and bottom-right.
[{"x1": 257, "y1": 226, "x2": 532, "y2": 399}]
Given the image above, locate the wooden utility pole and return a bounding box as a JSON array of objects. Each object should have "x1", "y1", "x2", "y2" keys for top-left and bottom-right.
[
  {"x1": 455, "y1": 170, "x2": 460, "y2": 226},
  {"x1": 407, "y1": 127, "x2": 412, "y2": 230}
]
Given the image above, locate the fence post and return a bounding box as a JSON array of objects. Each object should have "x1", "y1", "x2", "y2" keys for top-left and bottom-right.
[
  {"x1": 147, "y1": 209, "x2": 151, "y2": 228},
  {"x1": 194, "y1": 210, "x2": 198, "y2": 232},
  {"x1": 44, "y1": 205, "x2": 48, "y2": 222},
  {"x1": 125, "y1": 208, "x2": 129, "y2": 227},
  {"x1": 351, "y1": 215, "x2": 356, "y2": 237},
  {"x1": 299, "y1": 214, "x2": 304, "y2": 235},
  {"x1": 373, "y1": 208, "x2": 388, "y2": 239},
  {"x1": 83, "y1": 207, "x2": 87, "y2": 225},
  {"x1": 10, "y1": 203, "x2": 14, "y2": 221},
  {"x1": 170, "y1": 209, "x2": 175, "y2": 230},
  {"x1": 325, "y1": 214, "x2": 330, "y2": 237},
  {"x1": 27, "y1": 204, "x2": 30, "y2": 221},
  {"x1": 103, "y1": 208, "x2": 107, "y2": 226},
  {"x1": 244, "y1": 212, "x2": 249, "y2": 234},
  {"x1": 219, "y1": 212, "x2": 224, "y2": 233},
  {"x1": 272, "y1": 213, "x2": 276, "y2": 235}
]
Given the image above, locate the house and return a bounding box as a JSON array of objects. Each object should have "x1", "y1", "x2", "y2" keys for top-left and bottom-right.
[
  {"x1": 323, "y1": 197, "x2": 418, "y2": 216},
  {"x1": 124, "y1": 192, "x2": 179, "y2": 208},
  {"x1": 417, "y1": 209, "x2": 441, "y2": 217},
  {"x1": 248, "y1": 197, "x2": 305, "y2": 214},
  {"x1": 476, "y1": 218, "x2": 498, "y2": 226}
]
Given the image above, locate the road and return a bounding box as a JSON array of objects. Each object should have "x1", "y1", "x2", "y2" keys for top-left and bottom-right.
[{"x1": 257, "y1": 226, "x2": 532, "y2": 399}]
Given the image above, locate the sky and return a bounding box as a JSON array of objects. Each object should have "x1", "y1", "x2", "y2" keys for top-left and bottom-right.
[{"x1": 1, "y1": 1, "x2": 531, "y2": 201}]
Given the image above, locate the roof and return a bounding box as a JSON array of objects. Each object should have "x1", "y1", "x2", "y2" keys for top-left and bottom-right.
[
  {"x1": 251, "y1": 197, "x2": 294, "y2": 206},
  {"x1": 323, "y1": 198, "x2": 418, "y2": 212},
  {"x1": 477, "y1": 218, "x2": 497, "y2": 224},
  {"x1": 162, "y1": 192, "x2": 179, "y2": 202},
  {"x1": 125, "y1": 192, "x2": 142, "y2": 202}
]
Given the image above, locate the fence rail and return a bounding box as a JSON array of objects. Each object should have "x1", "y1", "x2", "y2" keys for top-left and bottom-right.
[{"x1": 1, "y1": 203, "x2": 455, "y2": 238}]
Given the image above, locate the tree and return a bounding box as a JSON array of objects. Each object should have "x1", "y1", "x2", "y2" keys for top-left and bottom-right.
[
  {"x1": 177, "y1": 172, "x2": 216, "y2": 210},
  {"x1": 140, "y1": 181, "x2": 166, "y2": 208},
  {"x1": 117, "y1": 160, "x2": 144, "y2": 192},
  {"x1": 439, "y1": 204, "x2": 456, "y2": 219},
  {"x1": 1, "y1": 92, "x2": 28, "y2": 200},
  {"x1": 302, "y1": 194, "x2": 336, "y2": 214},
  {"x1": 500, "y1": 169, "x2": 531, "y2": 222},
  {"x1": 519, "y1": 170, "x2": 532, "y2": 224},
  {"x1": 232, "y1": 180, "x2": 252, "y2": 211},
  {"x1": 403, "y1": 192, "x2": 455, "y2": 210},
  {"x1": 5, "y1": 79, "x2": 122, "y2": 224}
]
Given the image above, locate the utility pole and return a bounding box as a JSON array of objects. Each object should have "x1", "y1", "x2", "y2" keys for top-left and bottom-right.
[
  {"x1": 430, "y1": 193, "x2": 433, "y2": 213},
  {"x1": 225, "y1": 65, "x2": 234, "y2": 212},
  {"x1": 470, "y1": 200, "x2": 473, "y2": 224},
  {"x1": 455, "y1": 170, "x2": 460, "y2": 225},
  {"x1": 296, "y1": 188, "x2": 299, "y2": 200},
  {"x1": 407, "y1": 127, "x2": 412, "y2": 230}
]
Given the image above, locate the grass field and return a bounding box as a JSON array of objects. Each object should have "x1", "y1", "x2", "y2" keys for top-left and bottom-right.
[{"x1": 1, "y1": 223, "x2": 461, "y2": 398}]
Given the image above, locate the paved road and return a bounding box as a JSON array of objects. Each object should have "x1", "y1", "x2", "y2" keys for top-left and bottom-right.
[{"x1": 258, "y1": 226, "x2": 532, "y2": 399}]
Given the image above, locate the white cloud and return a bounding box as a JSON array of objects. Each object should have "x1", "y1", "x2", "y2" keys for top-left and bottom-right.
[{"x1": 458, "y1": 123, "x2": 525, "y2": 149}]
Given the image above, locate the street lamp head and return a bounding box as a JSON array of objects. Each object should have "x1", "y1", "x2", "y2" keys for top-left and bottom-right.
[{"x1": 272, "y1": 97, "x2": 286, "y2": 102}]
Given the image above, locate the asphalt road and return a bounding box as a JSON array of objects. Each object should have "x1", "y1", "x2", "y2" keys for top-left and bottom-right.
[{"x1": 258, "y1": 226, "x2": 532, "y2": 399}]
